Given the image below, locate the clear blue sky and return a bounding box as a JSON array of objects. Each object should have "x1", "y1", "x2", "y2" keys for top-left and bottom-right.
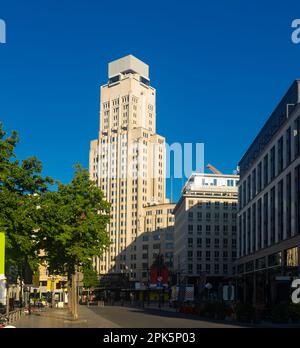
[{"x1": 1, "y1": 0, "x2": 300, "y2": 202}]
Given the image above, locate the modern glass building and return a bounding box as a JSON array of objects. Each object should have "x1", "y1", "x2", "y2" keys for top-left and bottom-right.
[{"x1": 237, "y1": 80, "x2": 300, "y2": 308}]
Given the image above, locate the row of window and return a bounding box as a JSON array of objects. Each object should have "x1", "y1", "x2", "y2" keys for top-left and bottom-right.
[
  {"x1": 188, "y1": 212, "x2": 236, "y2": 220},
  {"x1": 239, "y1": 166, "x2": 300, "y2": 257},
  {"x1": 188, "y1": 200, "x2": 237, "y2": 208},
  {"x1": 187, "y1": 250, "x2": 236, "y2": 259},
  {"x1": 187, "y1": 237, "x2": 236, "y2": 248},
  {"x1": 187, "y1": 263, "x2": 229, "y2": 274},
  {"x1": 188, "y1": 225, "x2": 237, "y2": 232},
  {"x1": 240, "y1": 117, "x2": 300, "y2": 208}
]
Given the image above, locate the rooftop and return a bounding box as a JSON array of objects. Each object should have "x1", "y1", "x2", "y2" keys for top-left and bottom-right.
[{"x1": 108, "y1": 55, "x2": 149, "y2": 79}]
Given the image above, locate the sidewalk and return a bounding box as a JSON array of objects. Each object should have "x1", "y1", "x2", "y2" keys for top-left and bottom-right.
[{"x1": 14, "y1": 306, "x2": 120, "y2": 328}]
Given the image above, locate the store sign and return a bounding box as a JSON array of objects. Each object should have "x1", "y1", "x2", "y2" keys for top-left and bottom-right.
[{"x1": 149, "y1": 265, "x2": 169, "y2": 289}]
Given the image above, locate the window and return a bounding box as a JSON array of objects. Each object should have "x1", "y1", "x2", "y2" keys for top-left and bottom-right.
[
  {"x1": 263, "y1": 154, "x2": 269, "y2": 187},
  {"x1": 278, "y1": 136, "x2": 283, "y2": 174},
  {"x1": 270, "y1": 146, "x2": 275, "y2": 180},
  {"x1": 197, "y1": 238, "x2": 202, "y2": 248},
  {"x1": 257, "y1": 162, "x2": 262, "y2": 192},
  {"x1": 263, "y1": 193, "x2": 268, "y2": 247},
  {"x1": 286, "y1": 127, "x2": 291, "y2": 166},
  {"x1": 257, "y1": 198, "x2": 262, "y2": 250},
  {"x1": 165, "y1": 233, "x2": 173, "y2": 240},
  {"x1": 294, "y1": 117, "x2": 300, "y2": 159},
  {"x1": 247, "y1": 175, "x2": 251, "y2": 203},
  {"x1": 109, "y1": 75, "x2": 120, "y2": 84},
  {"x1": 286, "y1": 247, "x2": 298, "y2": 267},
  {"x1": 252, "y1": 169, "x2": 256, "y2": 197},
  {"x1": 286, "y1": 173, "x2": 292, "y2": 238}
]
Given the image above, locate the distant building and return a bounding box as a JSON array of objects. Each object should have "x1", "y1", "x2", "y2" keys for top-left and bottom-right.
[
  {"x1": 237, "y1": 80, "x2": 300, "y2": 306},
  {"x1": 173, "y1": 172, "x2": 238, "y2": 296},
  {"x1": 134, "y1": 203, "x2": 175, "y2": 285}
]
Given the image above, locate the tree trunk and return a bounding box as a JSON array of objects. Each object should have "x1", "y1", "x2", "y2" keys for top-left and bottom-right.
[
  {"x1": 72, "y1": 273, "x2": 78, "y2": 320},
  {"x1": 68, "y1": 277, "x2": 72, "y2": 314}
]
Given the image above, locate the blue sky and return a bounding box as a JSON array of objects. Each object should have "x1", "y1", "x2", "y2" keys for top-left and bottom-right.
[{"x1": 0, "y1": 0, "x2": 300, "y2": 202}]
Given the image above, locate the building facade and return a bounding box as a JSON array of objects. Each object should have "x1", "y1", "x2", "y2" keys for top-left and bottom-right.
[
  {"x1": 89, "y1": 55, "x2": 171, "y2": 281},
  {"x1": 237, "y1": 80, "x2": 300, "y2": 306},
  {"x1": 174, "y1": 173, "x2": 238, "y2": 295}
]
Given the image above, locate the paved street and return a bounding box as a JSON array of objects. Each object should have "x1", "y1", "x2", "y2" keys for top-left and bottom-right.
[{"x1": 14, "y1": 305, "x2": 244, "y2": 328}]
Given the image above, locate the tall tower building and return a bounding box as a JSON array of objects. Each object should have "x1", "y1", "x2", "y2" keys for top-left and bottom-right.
[{"x1": 89, "y1": 55, "x2": 169, "y2": 278}]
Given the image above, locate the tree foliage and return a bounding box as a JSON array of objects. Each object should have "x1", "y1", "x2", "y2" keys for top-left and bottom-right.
[
  {"x1": 0, "y1": 123, "x2": 110, "y2": 286},
  {"x1": 35, "y1": 164, "x2": 110, "y2": 278},
  {"x1": 83, "y1": 266, "x2": 99, "y2": 289},
  {"x1": 0, "y1": 123, "x2": 53, "y2": 274}
]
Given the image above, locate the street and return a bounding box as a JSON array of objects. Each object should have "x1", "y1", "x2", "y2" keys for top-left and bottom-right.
[{"x1": 14, "y1": 305, "x2": 244, "y2": 328}]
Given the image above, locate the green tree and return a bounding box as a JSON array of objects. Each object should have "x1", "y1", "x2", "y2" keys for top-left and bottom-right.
[
  {"x1": 83, "y1": 266, "x2": 99, "y2": 289},
  {"x1": 36, "y1": 164, "x2": 110, "y2": 279},
  {"x1": 0, "y1": 123, "x2": 53, "y2": 278}
]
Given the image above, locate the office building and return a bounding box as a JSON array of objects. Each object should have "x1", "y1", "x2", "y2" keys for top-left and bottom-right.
[
  {"x1": 174, "y1": 172, "x2": 238, "y2": 296},
  {"x1": 89, "y1": 55, "x2": 170, "y2": 281},
  {"x1": 237, "y1": 80, "x2": 300, "y2": 306}
]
